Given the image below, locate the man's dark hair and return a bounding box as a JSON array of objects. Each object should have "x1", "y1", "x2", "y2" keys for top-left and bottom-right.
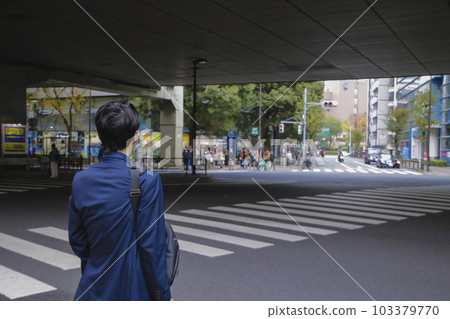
[{"x1": 95, "y1": 100, "x2": 140, "y2": 153}]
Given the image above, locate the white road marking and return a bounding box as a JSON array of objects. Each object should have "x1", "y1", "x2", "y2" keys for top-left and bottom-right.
[
  {"x1": 210, "y1": 206, "x2": 362, "y2": 230},
  {"x1": 366, "y1": 169, "x2": 382, "y2": 174},
  {"x1": 335, "y1": 169, "x2": 344, "y2": 173},
  {"x1": 165, "y1": 214, "x2": 306, "y2": 242},
  {"x1": 0, "y1": 233, "x2": 79, "y2": 271},
  {"x1": 296, "y1": 196, "x2": 438, "y2": 213},
  {"x1": 180, "y1": 209, "x2": 337, "y2": 236},
  {"x1": 0, "y1": 265, "x2": 57, "y2": 300},
  {"x1": 315, "y1": 194, "x2": 448, "y2": 210},
  {"x1": 234, "y1": 203, "x2": 384, "y2": 225},
  {"x1": 356, "y1": 167, "x2": 369, "y2": 174},
  {"x1": 313, "y1": 168, "x2": 320, "y2": 172},
  {"x1": 0, "y1": 188, "x2": 28, "y2": 192},
  {"x1": 177, "y1": 239, "x2": 233, "y2": 257},
  {"x1": 366, "y1": 190, "x2": 450, "y2": 202},
  {"x1": 292, "y1": 170, "x2": 299, "y2": 172},
  {"x1": 349, "y1": 190, "x2": 450, "y2": 204},
  {"x1": 392, "y1": 170, "x2": 408, "y2": 175},
  {"x1": 402, "y1": 170, "x2": 422, "y2": 175},
  {"x1": 0, "y1": 184, "x2": 46, "y2": 190},
  {"x1": 171, "y1": 225, "x2": 272, "y2": 249},
  {"x1": 303, "y1": 169, "x2": 310, "y2": 172},
  {"x1": 28, "y1": 227, "x2": 69, "y2": 242},
  {"x1": 281, "y1": 198, "x2": 424, "y2": 217},
  {"x1": 324, "y1": 169, "x2": 332, "y2": 173},
  {"x1": 257, "y1": 201, "x2": 405, "y2": 221}
]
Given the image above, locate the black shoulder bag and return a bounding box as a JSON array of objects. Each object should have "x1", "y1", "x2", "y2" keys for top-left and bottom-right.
[{"x1": 129, "y1": 168, "x2": 180, "y2": 286}]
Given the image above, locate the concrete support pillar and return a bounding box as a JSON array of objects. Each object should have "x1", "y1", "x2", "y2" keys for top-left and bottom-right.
[
  {"x1": 0, "y1": 83, "x2": 26, "y2": 124},
  {"x1": 159, "y1": 86, "x2": 184, "y2": 166}
]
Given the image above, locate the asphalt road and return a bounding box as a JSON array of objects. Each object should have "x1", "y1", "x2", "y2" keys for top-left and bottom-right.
[{"x1": 1, "y1": 156, "x2": 450, "y2": 301}]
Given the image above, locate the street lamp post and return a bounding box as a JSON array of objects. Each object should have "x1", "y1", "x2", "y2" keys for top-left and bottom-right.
[{"x1": 190, "y1": 58, "x2": 207, "y2": 175}]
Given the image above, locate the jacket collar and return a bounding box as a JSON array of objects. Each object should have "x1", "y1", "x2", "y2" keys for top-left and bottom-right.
[{"x1": 101, "y1": 152, "x2": 131, "y2": 167}]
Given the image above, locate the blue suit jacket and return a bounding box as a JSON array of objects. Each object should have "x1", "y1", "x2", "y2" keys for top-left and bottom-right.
[{"x1": 69, "y1": 152, "x2": 171, "y2": 300}]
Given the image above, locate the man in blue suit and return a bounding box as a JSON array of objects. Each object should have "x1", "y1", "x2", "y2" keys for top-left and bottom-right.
[{"x1": 69, "y1": 100, "x2": 171, "y2": 301}]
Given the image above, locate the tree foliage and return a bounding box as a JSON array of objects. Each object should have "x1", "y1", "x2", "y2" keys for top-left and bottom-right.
[
  {"x1": 384, "y1": 107, "x2": 409, "y2": 155},
  {"x1": 342, "y1": 113, "x2": 367, "y2": 153},
  {"x1": 412, "y1": 89, "x2": 438, "y2": 145},
  {"x1": 184, "y1": 81, "x2": 325, "y2": 144},
  {"x1": 321, "y1": 116, "x2": 342, "y2": 149}
]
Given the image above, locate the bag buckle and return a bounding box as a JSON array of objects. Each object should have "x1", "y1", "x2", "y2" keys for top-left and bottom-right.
[{"x1": 129, "y1": 189, "x2": 141, "y2": 198}]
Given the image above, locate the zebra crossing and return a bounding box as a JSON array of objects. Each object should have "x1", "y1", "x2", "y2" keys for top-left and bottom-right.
[
  {"x1": 0, "y1": 185, "x2": 449, "y2": 299},
  {"x1": 292, "y1": 166, "x2": 422, "y2": 175},
  {"x1": 0, "y1": 178, "x2": 72, "y2": 195}
]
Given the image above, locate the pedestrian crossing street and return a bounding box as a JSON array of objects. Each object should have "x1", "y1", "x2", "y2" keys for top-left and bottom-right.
[
  {"x1": 0, "y1": 185, "x2": 449, "y2": 299},
  {"x1": 292, "y1": 165, "x2": 422, "y2": 175},
  {"x1": 0, "y1": 178, "x2": 73, "y2": 195}
]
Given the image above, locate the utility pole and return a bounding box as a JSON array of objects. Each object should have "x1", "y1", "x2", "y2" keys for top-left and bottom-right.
[
  {"x1": 259, "y1": 83, "x2": 262, "y2": 155},
  {"x1": 302, "y1": 88, "x2": 308, "y2": 162},
  {"x1": 427, "y1": 76, "x2": 432, "y2": 172},
  {"x1": 350, "y1": 126, "x2": 353, "y2": 155}
]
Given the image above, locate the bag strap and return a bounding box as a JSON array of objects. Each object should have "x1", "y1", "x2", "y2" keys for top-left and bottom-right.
[{"x1": 129, "y1": 168, "x2": 145, "y2": 223}]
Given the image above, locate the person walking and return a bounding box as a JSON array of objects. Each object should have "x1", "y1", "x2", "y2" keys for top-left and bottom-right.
[
  {"x1": 183, "y1": 146, "x2": 190, "y2": 172},
  {"x1": 270, "y1": 150, "x2": 276, "y2": 171},
  {"x1": 69, "y1": 100, "x2": 171, "y2": 301},
  {"x1": 49, "y1": 144, "x2": 60, "y2": 178}
]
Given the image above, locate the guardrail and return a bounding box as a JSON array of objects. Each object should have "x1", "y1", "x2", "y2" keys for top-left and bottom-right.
[{"x1": 401, "y1": 159, "x2": 424, "y2": 170}]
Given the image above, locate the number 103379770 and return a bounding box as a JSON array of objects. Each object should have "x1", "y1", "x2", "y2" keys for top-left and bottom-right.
[{"x1": 372, "y1": 305, "x2": 439, "y2": 316}]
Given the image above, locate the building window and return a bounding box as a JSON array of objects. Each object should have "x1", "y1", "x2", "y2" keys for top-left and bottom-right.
[{"x1": 343, "y1": 82, "x2": 349, "y2": 90}]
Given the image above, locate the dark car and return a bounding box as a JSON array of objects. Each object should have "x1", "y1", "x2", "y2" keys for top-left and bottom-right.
[
  {"x1": 376, "y1": 154, "x2": 401, "y2": 168},
  {"x1": 364, "y1": 151, "x2": 381, "y2": 164}
]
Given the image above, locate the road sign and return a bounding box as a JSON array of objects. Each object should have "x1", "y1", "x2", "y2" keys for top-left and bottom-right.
[
  {"x1": 321, "y1": 128, "x2": 330, "y2": 137},
  {"x1": 251, "y1": 126, "x2": 259, "y2": 136}
]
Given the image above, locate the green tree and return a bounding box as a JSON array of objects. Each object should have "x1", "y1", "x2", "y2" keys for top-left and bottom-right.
[
  {"x1": 29, "y1": 87, "x2": 88, "y2": 154},
  {"x1": 184, "y1": 82, "x2": 325, "y2": 147},
  {"x1": 320, "y1": 116, "x2": 342, "y2": 149},
  {"x1": 342, "y1": 114, "x2": 366, "y2": 154},
  {"x1": 384, "y1": 107, "x2": 409, "y2": 156},
  {"x1": 412, "y1": 89, "x2": 438, "y2": 161}
]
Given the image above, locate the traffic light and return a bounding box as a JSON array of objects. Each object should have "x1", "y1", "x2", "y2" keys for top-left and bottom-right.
[
  {"x1": 279, "y1": 123, "x2": 285, "y2": 133},
  {"x1": 323, "y1": 100, "x2": 337, "y2": 107},
  {"x1": 298, "y1": 125, "x2": 302, "y2": 135}
]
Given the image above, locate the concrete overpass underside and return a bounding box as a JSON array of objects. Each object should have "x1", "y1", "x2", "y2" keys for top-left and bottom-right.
[{"x1": 1, "y1": 0, "x2": 450, "y2": 141}]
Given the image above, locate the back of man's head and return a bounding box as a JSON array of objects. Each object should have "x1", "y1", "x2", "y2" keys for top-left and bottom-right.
[{"x1": 95, "y1": 100, "x2": 140, "y2": 153}]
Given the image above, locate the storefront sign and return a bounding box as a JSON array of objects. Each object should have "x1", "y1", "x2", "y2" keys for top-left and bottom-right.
[{"x1": 2, "y1": 124, "x2": 27, "y2": 155}]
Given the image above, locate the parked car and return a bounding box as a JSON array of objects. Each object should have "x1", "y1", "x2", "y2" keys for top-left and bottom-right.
[
  {"x1": 376, "y1": 154, "x2": 401, "y2": 168},
  {"x1": 364, "y1": 151, "x2": 381, "y2": 164}
]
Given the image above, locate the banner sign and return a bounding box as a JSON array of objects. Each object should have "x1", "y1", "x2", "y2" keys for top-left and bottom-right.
[{"x1": 2, "y1": 124, "x2": 27, "y2": 155}]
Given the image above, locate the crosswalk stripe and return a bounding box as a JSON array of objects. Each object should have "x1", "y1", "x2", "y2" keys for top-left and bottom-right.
[
  {"x1": 257, "y1": 201, "x2": 405, "y2": 221},
  {"x1": 313, "y1": 169, "x2": 320, "y2": 172},
  {"x1": 356, "y1": 168, "x2": 369, "y2": 173},
  {"x1": 28, "y1": 227, "x2": 68, "y2": 242},
  {"x1": 350, "y1": 190, "x2": 450, "y2": 203},
  {"x1": 209, "y1": 206, "x2": 362, "y2": 230},
  {"x1": 324, "y1": 169, "x2": 332, "y2": 172},
  {"x1": 366, "y1": 190, "x2": 450, "y2": 202},
  {"x1": 177, "y1": 239, "x2": 233, "y2": 257},
  {"x1": 281, "y1": 198, "x2": 424, "y2": 217},
  {"x1": 180, "y1": 209, "x2": 337, "y2": 236},
  {"x1": 3, "y1": 179, "x2": 72, "y2": 186},
  {"x1": 401, "y1": 170, "x2": 422, "y2": 175},
  {"x1": 345, "y1": 169, "x2": 357, "y2": 173},
  {"x1": 302, "y1": 169, "x2": 310, "y2": 172},
  {"x1": 294, "y1": 197, "x2": 437, "y2": 214},
  {"x1": 0, "y1": 264, "x2": 57, "y2": 300},
  {"x1": 374, "y1": 188, "x2": 450, "y2": 198},
  {"x1": 165, "y1": 214, "x2": 306, "y2": 242},
  {"x1": 0, "y1": 184, "x2": 46, "y2": 190},
  {"x1": 171, "y1": 225, "x2": 272, "y2": 249},
  {"x1": 0, "y1": 188, "x2": 28, "y2": 192},
  {"x1": 335, "y1": 169, "x2": 344, "y2": 173},
  {"x1": 316, "y1": 194, "x2": 448, "y2": 210},
  {"x1": 392, "y1": 170, "x2": 408, "y2": 175},
  {"x1": 235, "y1": 203, "x2": 385, "y2": 225},
  {"x1": 367, "y1": 169, "x2": 382, "y2": 174},
  {"x1": 0, "y1": 233, "x2": 79, "y2": 271}
]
